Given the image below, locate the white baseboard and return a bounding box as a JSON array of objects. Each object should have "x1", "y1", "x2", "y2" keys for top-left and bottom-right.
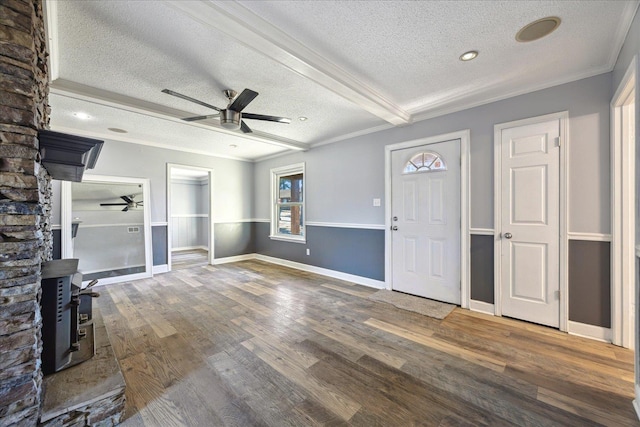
[
  {"x1": 152, "y1": 264, "x2": 169, "y2": 274},
  {"x1": 254, "y1": 254, "x2": 385, "y2": 289},
  {"x1": 469, "y1": 300, "x2": 495, "y2": 315},
  {"x1": 212, "y1": 254, "x2": 256, "y2": 265},
  {"x1": 634, "y1": 385, "x2": 640, "y2": 421},
  {"x1": 567, "y1": 320, "x2": 611, "y2": 343}
]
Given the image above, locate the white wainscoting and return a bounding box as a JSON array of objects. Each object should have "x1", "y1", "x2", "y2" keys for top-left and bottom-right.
[{"x1": 171, "y1": 215, "x2": 208, "y2": 250}]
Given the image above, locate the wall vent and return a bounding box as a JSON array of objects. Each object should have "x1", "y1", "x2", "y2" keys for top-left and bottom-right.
[{"x1": 127, "y1": 227, "x2": 140, "y2": 233}]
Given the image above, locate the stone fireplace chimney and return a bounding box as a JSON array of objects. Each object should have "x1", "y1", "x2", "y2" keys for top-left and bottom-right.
[{"x1": 0, "y1": 0, "x2": 52, "y2": 425}]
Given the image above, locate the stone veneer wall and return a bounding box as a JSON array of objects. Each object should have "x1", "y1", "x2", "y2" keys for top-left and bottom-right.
[{"x1": 0, "y1": 0, "x2": 51, "y2": 425}]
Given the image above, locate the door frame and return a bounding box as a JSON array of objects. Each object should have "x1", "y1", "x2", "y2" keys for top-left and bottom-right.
[
  {"x1": 384, "y1": 129, "x2": 470, "y2": 308},
  {"x1": 166, "y1": 163, "x2": 215, "y2": 270},
  {"x1": 611, "y1": 54, "x2": 638, "y2": 349},
  {"x1": 61, "y1": 174, "x2": 153, "y2": 285},
  {"x1": 493, "y1": 111, "x2": 569, "y2": 331}
]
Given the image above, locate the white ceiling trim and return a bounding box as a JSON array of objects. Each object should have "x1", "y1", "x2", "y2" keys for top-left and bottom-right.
[
  {"x1": 165, "y1": 0, "x2": 411, "y2": 126},
  {"x1": 608, "y1": 2, "x2": 640, "y2": 70},
  {"x1": 310, "y1": 122, "x2": 394, "y2": 149},
  {"x1": 43, "y1": 0, "x2": 59, "y2": 82},
  {"x1": 50, "y1": 80, "x2": 308, "y2": 151},
  {"x1": 411, "y1": 63, "x2": 614, "y2": 123},
  {"x1": 50, "y1": 124, "x2": 253, "y2": 163}
]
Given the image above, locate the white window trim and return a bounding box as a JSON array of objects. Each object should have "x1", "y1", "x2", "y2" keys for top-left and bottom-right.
[{"x1": 270, "y1": 162, "x2": 306, "y2": 243}]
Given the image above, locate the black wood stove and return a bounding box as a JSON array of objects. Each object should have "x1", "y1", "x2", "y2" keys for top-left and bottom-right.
[{"x1": 41, "y1": 259, "x2": 99, "y2": 375}]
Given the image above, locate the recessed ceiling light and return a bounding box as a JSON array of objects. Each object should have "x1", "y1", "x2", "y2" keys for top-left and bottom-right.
[
  {"x1": 516, "y1": 17, "x2": 561, "y2": 42},
  {"x1": 73, "y1": 112, "x2": 91, "y2": 120},
  {"x1": 298, "y1": 116, "x2": 308, "y2": 121},
  {"x1": 459, "y1": 50, "x2": 478, "y2": 61},
  {"x1": 229, "y1": 144, "x2": 238, "y2": 148},
  {"x1": 108, "y1": 127, "x2": 128, "y2": 133}
]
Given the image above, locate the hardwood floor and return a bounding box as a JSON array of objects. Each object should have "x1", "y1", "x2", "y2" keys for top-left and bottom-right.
[
  {"x1": 95, "y1": 260, "x2": 638, "y2": 426},
  {"x1": 171, "y1": 249, "x2": 209, "y2": 270}
]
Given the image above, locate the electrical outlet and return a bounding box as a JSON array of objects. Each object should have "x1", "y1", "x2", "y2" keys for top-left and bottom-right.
[
  {"x1": 373, "y1": 198, "x2": 381, "y2": 207},
  {"x1": 306, "y1": 248, "x2": 310, "y2": 256}
]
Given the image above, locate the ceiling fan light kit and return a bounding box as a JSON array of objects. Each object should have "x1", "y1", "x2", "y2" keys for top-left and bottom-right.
[
  {"x1": 162, "y1": 87, "x2": 291, "y2": 134},
  {"x1": 221, "y1": 109, "x2": 241, "y2": 130}
]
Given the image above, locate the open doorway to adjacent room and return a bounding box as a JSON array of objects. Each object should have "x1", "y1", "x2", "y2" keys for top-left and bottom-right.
[
  {"x1": 167, "y1": 164, "x2": 214, "y2": 270},
  {"x1": 61, "y1": 175, "x2": 153, "y2": 286}
]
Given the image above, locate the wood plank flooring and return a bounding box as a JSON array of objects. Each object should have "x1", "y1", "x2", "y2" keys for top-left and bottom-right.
[
  {"x1": 171, "y1": 249, "x2": 209, "y2": 270},
  {"x1": 95, "y1": 260, "x2": 638, "y2": 426}
]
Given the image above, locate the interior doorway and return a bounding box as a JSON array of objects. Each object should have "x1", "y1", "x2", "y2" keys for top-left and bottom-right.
[
  {"x1": 611, "y1": 55, "x2": 637, "y2": 350},
  {"x1": 60, "y1": 175, "x2": 153, "y2": 286},
  {"x1": 167, "y1": 164, "x2": 214, "y2": 270}
]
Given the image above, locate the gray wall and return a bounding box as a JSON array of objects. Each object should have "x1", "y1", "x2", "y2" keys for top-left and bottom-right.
[
  {"x1": 255, "y1": 73, "x2": 611, "y2": 234},
  {"x1": 215, "y1": 222, "x2": 255, "y2": 259},
  {"x1": 255, "y1": 73, "x2": 612, "y2": 298},
  {"x1": 88, "y1": 139, "x2": 254, "y2": 224},
  {"x1": 255, "y1": 223, "x2": 384, "y2": 281},
  {"x1": 51, "y1": 139, "x2": 255, "y2": 264},
  {"x1": 568, "y1": 240, "x2": 611, "y2": 327},
  {"x1": 470, "y1": 235, "x2": 494, "y2": 304}
]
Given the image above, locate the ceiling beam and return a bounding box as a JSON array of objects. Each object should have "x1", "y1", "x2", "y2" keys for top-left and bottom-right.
[
  {"x1": 166, "y1": 0, "x2": 411, "y2": 126},
  {"x1": 50, "y1": 79, "x2": 309, "y2": 151}
]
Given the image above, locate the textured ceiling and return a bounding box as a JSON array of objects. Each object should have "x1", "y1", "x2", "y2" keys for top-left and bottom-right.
[{"x1": 46, "y1": 0, "x2": 639, "y2": 161}]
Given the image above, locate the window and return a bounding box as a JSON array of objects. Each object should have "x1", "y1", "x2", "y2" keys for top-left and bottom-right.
[
  {"x1": 403, "y1": 151, "x2": 447, "y2": 173},
  {"x1": 270, "y1": 163, "x2": 305, "y2": 243}
]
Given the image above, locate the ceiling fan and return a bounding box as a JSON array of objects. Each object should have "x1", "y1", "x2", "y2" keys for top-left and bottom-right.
[
  {"x1": 161, "y1": 88, "x2": 291, "y2": 133},
  {"x1": 100, "y1": 195, "x2": 143, "y2": 212}
]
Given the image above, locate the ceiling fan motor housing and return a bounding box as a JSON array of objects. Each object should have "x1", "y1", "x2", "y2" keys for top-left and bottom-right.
[{"x1": 221, "y1": 109, "x2": 241, "y2": 130}]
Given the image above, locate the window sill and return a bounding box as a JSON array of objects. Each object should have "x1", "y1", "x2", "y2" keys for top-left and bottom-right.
[{"x1": 269, "y1": 235, "x2": 306, "y2": 244}]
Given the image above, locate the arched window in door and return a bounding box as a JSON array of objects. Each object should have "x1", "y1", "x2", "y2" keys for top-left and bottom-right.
[{"x1": 403, "y1": 151, "x2": 447, "y2": 173}]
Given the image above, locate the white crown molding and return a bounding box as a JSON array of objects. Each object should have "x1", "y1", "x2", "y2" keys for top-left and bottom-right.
[
  {"x1": 410, "y1": 65, "x2": 613, "y2": 123},
  {"x1": 309, "y1": 122, "x2": 395, "y2": 149},
  {"x1": 50, "y1": 80, "x2": 308, "y2": 152},
  {"x1": 165, "y1": 0, "x2": 410, "y2": 126},
  {"x1": 50, "y1": 124, "x2": 254, "y2": 163},
  {"x1": 609, "y1": 2, "x2": 640, "y2": 70}
]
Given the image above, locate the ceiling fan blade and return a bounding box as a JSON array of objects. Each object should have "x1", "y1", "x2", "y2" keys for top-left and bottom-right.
[
  {"x1": 100, "y1": 203, "x2": 128, "y2": 206},
  {"x1": 228, "y1": 89, "x2": 258, "y2": 112},
  {"x1": 121, "y1": 196, "x2": 133, "y2": 203},
  {"x1": 240, "y1": 121, "x2": 252, "y2": 134},
  {"x1": 242, "y1": 113, "x2": 291, "y2": 124},
  {"x1": 122, "y1": 206, "x2": 129, "y2": 212},
  {"x1": 161, "y1": 89, "x2": 222, "y2": 112},
  {"x1": 182, "y1": 114, "x2": 220, "y2": 122}
]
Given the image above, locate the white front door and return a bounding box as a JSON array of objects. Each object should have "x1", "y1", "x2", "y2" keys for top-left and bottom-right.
[
  {"x1": 390, "y1": 139, "x2": 461, "y2": 304},
  {"x1": 499, "y1": 119, "x2": 560, "y2": 328}
]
